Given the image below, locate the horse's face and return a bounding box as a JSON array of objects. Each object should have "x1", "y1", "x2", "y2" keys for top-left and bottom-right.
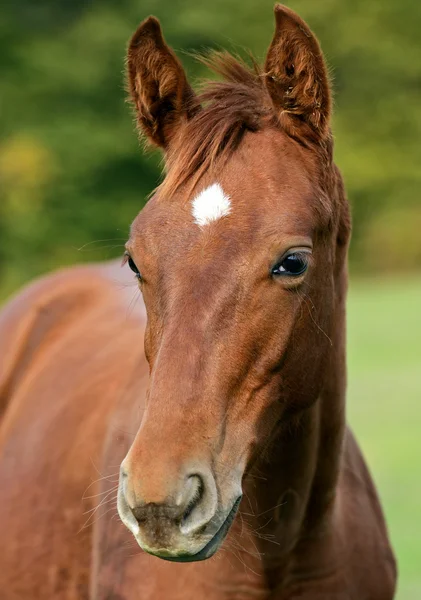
[{"x1": 118, "y1": 6, "x2": 345, "y2": 561}]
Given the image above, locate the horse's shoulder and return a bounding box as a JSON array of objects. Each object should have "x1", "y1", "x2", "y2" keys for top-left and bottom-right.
[
  {"x1": 0, "y1": 261, "x2": 143, "y2": 416},
  {"x1": 336, "y1": 427, "x2": 397, "y2": 596}
]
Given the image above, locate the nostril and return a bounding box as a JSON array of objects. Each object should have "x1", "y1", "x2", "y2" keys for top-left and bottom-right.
[
  {"x1": 181, "y1": 474, "x2": 204, "y2": 523},
  {"x1": 120, "y1": 460, "x2": 129, "y2": 478},
  {"x1": 179, "y1": 469, "x2": 218, "y2": 536}
]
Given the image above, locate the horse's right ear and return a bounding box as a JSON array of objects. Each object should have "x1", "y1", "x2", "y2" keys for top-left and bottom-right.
[{"x1": 127, "y1": 17, "x2": 199, "y2": 149}]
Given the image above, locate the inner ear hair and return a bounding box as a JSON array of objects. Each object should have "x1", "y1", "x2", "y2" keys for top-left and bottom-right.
[
  {"x1": 264, "y1": 4, "x2": 332, "y2": 143},
  {"x1": 127, "y1": 16, "x2": 199, "y2": 148}
]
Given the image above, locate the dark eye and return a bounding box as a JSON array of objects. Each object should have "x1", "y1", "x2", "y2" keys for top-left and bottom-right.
[
  {"x1": 272, "y1": 252, "x2": 309, "y2": 277},
  {"x1": 126, "y1": 255, "x2": 142, "y2": 280}
]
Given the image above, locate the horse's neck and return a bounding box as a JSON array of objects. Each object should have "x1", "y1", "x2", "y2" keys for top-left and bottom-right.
[{"x1": 239, "y1": 268, "x2": 347, "y2": 571}]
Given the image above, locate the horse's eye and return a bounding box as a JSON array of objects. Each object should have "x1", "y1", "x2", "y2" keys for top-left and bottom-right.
[
  {"x1": 272, "y1": 252, "x2": 309, "y2": 277},
  {"x1": 127, "y1": 256, "x2": 142, "y2": 280}
]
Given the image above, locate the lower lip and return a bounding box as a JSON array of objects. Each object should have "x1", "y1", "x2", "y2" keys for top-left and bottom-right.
[{"x1": 153, "y1": 496, "x2": 242, "y2": 563}]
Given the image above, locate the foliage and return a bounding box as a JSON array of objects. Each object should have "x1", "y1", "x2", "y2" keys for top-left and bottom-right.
[{"x1": 1, "y1": 0, "x2": 420, "y2": 297}]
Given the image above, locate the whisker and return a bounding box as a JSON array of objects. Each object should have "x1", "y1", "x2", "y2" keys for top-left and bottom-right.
[
  {"x1": 82, "y1": 484, "x2": 119, "y2": 501},
  {"x1": 75, "y1": 239, "x2": 127, "y2": 252},
  {"x1": 78, "y1": 505, "x2": 118, "y2": 534}
]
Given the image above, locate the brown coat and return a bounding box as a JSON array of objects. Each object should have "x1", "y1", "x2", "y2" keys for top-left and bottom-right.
[{"x1": 0, "y1": 5, "x2": 396, "y2": 599}]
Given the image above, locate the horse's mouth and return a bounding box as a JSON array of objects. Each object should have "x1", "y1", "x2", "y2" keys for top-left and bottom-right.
[{"x1": 147, "y1": 496, "x2": 242, "y2": 563}]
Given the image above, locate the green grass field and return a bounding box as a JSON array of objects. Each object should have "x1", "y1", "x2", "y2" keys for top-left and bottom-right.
[{"x1": 347, "y1": 277, "x2": 421, "y2": 599}]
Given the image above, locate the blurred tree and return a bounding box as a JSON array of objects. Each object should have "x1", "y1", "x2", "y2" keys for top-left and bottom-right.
[{"x1": 1, "y1": 0, "x2": 420, "y2": 298}]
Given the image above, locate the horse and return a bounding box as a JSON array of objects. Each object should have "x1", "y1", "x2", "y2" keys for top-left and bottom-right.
[{"x1": 0, "y1": 5, "x2": 396, "y2": 599}]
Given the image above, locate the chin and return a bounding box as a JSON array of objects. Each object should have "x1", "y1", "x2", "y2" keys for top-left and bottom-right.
[{"x1": 135, "y1": 497, "x2": 242, "y2": 563}]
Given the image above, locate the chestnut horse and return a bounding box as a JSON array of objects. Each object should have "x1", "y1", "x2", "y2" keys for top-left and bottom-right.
[{"x1": 0, "y1": 5, "x2": 396, "y2": 599}]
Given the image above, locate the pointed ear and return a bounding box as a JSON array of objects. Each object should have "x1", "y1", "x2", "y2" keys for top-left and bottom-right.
[
  {"x1": 264, "y1": 5, "x2": 331, "y2": 144},
  {"x1": 127, "y1": 17, "x2": 199, "y2": 148}
]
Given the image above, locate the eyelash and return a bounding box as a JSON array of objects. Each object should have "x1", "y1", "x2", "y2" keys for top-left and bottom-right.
[{"x1": 123, "y1": 252, "x2": 142, "y2": 280}]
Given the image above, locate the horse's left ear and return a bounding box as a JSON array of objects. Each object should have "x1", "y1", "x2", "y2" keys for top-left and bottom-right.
[
  {"x1": 127, "y1": 17, "x2": 199, "y2": 149},
  {"x1": 264, "y1": 5, "x2": 331, "y2": 144}
]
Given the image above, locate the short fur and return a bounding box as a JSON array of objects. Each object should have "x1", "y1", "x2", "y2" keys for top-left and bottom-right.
[{"x1": 0, "y1": 5, "x2": 396, "y2": 599}]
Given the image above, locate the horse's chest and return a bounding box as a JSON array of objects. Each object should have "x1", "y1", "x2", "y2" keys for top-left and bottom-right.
[{"x1": 94, "y1": 547, "x2": 270, "y2": 600}]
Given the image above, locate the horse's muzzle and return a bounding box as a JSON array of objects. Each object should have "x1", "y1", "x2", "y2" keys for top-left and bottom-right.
[{"x1": 117, "y1": 461, "x2": 239, "y2": 560}]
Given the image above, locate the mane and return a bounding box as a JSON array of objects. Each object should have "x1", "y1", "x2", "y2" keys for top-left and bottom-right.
[{"x1": 157, "y1": 51, "x2": 273, "y2": 199}]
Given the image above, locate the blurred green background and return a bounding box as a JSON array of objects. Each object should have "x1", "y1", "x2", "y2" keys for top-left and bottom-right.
[{"x1": 0, "y1": 0, "x2": 420, "y2": 597}]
